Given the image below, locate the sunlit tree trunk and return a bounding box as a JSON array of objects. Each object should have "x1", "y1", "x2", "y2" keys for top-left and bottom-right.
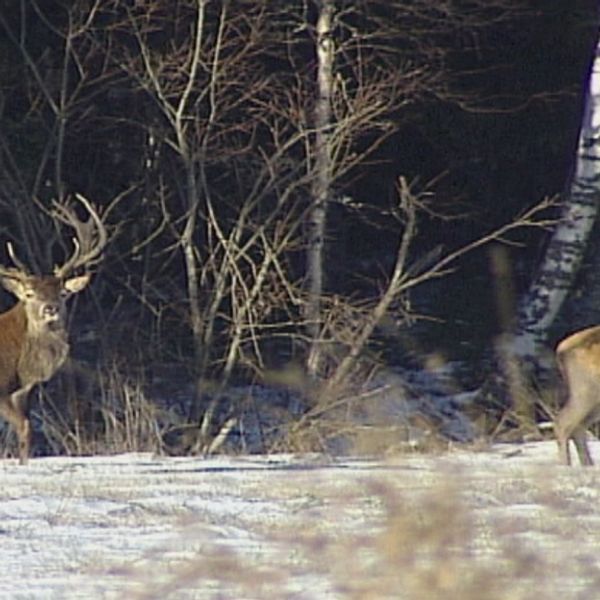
[
  {"x1": 510, "y1": 34, "x2": 600, "y2": 369},
  {"x1": 306, "y1": 0, "x2": 334, "y2": 378}
]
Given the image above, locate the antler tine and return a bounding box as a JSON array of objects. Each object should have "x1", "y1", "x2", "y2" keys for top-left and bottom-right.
[
  {"x1": 74, "y1": 193, "x2": 108, "y2": 262},
  {"x1": 0, "y1": 243, "x2": 29, "y2": 280},
  {"x1": 6, "y1": 242, "x2": 30, "y2": 273},
  {"x1": 53, "y1": 194, "x2": 107, "y2": 278}
]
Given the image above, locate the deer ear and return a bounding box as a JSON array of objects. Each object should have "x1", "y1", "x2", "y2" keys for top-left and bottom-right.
[
  {"x1": 0, "y1": 273, "x2": 27, "y2": 298},
  {"x1": 63, "y1": 273, "x2": 91, "y2": 294}
]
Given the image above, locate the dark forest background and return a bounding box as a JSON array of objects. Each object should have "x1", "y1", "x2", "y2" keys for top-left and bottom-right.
[{"x1": 0, "y1": 0, "x2": 597, "y2": 456}]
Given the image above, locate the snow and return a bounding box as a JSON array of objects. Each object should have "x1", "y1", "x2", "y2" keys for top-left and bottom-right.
[{"x1": 0, "y1": 443, "x2": 599, "y2": 598}]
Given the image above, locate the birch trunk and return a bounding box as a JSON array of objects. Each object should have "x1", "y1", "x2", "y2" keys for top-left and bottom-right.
[
  {"x1": 511, "y1": 35, "x2": 600, "y2": 366},
  {"x1": 306, "y1": 0, "x2": 334, "y2": 378}
]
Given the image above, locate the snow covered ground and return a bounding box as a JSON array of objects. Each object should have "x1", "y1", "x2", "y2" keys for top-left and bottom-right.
[{"x1": 1, "y1": 442, "x2": 599, "y2": 599}]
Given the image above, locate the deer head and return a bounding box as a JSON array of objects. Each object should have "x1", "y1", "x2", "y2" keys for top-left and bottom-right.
[
  {"x1": 0, "y1": 269, "x2": 90, "y2": 334},
  {"x1": 0, "y1": 194, "x2": 106, "y2": 332}
]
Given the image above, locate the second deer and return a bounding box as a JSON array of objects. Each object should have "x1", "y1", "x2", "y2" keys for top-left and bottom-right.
[
  {"x1": 554, "y1": 326, "x2": 600, "y2": 466},
  {"x1": 0, "y1": 195, "x2": 106, "y2": 464}
]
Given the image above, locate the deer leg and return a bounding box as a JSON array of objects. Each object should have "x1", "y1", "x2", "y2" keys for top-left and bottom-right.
[
  {"x1": 575, "y1": 407, "x2": 600, "y2": 467},
  {"x1": 11, "y1": 387, "x2": 32, "y2": 465},
  {"x1": 0, "y1": 387, "x2": 33, "y2": 465},
  {"x1": 556, "y1": 427, "x2": 571, "y2": 466},
  {"x1": 555, "y1": 400, "x2": 595, "y2": 466},
  {"x1": 555, "y1": 411, "x2": 574, "y2": 466},
  {"x1": 18, "y1": 417, "x2": 31, "y2": 466},
  {"x1": 572, "y1": 426, "x2": 593, "y2": 466}
]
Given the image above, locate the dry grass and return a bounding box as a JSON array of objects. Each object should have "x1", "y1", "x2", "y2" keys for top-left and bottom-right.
[{"x1": 35, "y1": 364, "x2": 165, "y2": 457}]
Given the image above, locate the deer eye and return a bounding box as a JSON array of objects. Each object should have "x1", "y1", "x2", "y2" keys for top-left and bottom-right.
[{"x1": 24, "y1": 290, "x2": 35, "y2": 299}]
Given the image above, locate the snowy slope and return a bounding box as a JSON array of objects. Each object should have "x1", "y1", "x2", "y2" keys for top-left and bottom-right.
[{"x1": 0, "y1": 443, "x2": 599, "y2": 599}]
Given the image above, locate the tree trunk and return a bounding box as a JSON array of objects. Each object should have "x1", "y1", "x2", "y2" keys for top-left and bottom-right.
[
  {"x1": 476, "y1": 30, "x2": 600, "y2": 426},
  {"x1": 306, "y1": 0, "x2": 334, "y2": 378},
  {"x1": 511, "y1": 34, "x2": 600, "y2": 367}
]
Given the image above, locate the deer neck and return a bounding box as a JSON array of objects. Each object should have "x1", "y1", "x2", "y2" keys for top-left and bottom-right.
[{"x1": 18, "y1": 307, "x2": 69, "y2": 385}]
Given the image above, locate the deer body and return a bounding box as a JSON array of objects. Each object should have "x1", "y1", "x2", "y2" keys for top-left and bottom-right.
[
  {"x1": 0, "y1": 195, "x2": 105, "y2": 464},
  {"x1": 554, "y1": 326, "x2": 600, "y2": 466}
]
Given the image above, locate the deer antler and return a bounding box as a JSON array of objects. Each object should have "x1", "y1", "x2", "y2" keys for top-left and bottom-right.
[
  {"x1": 53, "y1": 194, "x2": 107, "y2": 278},
  {"x1": 0, "y1": 243, "x2": 31, "y2": 280},
  {"x1": 4, "y1": 242, "x2": 30, "y2": 274}
]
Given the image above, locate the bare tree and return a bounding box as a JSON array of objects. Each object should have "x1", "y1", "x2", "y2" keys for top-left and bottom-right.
[
  {"x1": 115, "y1": 0, "x2": 527, "y2": 384},
  {"x1": 113, "y1": 1, "x2": 317, "y2": 439},
  {"x1": 305, "y1": 0, "x2": 334, "y2": 378},
  {"x1": 289, "y1": 179, "x2": 556, "y2": 444}
]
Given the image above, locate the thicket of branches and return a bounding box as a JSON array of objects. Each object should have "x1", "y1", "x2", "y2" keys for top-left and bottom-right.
[{"x1": 0, "y1": 0, "x2": 580, "y2": 455}]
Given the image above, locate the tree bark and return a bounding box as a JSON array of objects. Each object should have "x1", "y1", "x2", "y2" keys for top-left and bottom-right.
[
  {"x1": 511, "y1": 32, "x2": 600, "y2": 367},
  {"x1": 306, "y1": 0, "x2": 334, "y2": 378}
]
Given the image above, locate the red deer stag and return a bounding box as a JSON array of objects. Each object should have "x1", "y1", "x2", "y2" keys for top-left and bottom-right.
[
  {"x1": 554, "y1": 326, "x2": 600, "y2": 465},
  {"x1": 0, "y1": 195, "x2": 106, "y2": 464}
]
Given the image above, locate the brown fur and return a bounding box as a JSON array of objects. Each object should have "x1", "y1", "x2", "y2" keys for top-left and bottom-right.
[
  {"x1": 555, "y1": 325, "x2": 600, "y2": 466},
  {"x1": 0, "y1": 303, "x2": 26, "y2": 395},
  {"x1": 0, "y1": 273, "x2": 89, "y2": 463}
]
